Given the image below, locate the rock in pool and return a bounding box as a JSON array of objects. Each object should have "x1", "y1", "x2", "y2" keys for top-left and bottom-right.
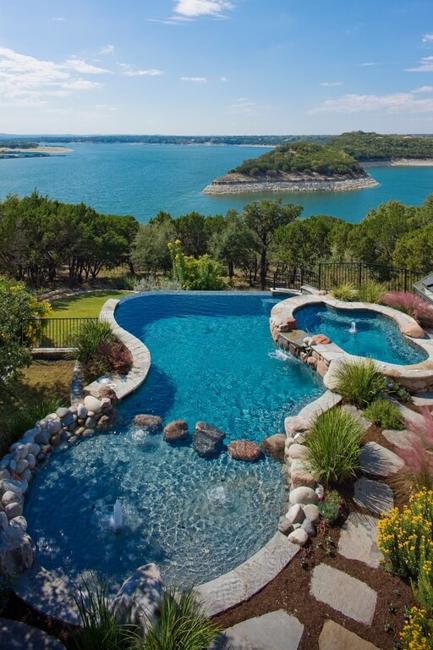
[
  {"x1": 193, "y1": 421, "x2": 225, "y2": 458},
  {"x1": 163, "y1": 419, "x2": 188, "y2": 443},
  {"x1": 133, "y1": 414, "x2": 162, "y2": 433},
  {"x1": 228, "y1": 440, "x2": 263, "y2": 462},
  {"x1": 262, "y1": 433, "x2": 286, "y2": 461}
]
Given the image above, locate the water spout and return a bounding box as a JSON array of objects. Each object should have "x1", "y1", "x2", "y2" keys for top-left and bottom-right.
[
  {"x1": 349, "y1": 321, "x2": 357, "y2": 334},
  {"x1": 110, "y1": 499, "x2": 123, "y2": 533}
]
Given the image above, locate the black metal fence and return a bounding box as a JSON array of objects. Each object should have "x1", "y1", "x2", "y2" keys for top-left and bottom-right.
[
  {"x1": 272, "y1": 262, "x2": 424, "y2": 293},
  {"x1": 32, "y1": 317, "x2": 98, "y2": 348}
]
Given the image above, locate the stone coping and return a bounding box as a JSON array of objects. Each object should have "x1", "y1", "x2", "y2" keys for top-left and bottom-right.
[
  {"x1": 271, "y1": 294, "x2": 433, "y2": 389},
  {"x1": 195, "y1": 532, "x2": 299, "y2": 617},
  {"x1": 85, "y1": 299, "x2": 151, "y2": 400}
]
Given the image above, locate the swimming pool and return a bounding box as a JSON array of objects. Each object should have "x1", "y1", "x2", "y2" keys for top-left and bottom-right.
[
  {"x1": 294, "y1": 302, "x2": 428, "y2": 365},
  {"x1": 25, "y1": 293, "x2": 323, "y2": 589}
]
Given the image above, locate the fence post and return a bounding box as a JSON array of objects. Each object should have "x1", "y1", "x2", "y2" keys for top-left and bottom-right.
[
  {"x1": 318, "y1": 263, "x2": 322, "y2": 290},
  {"x1": 404, "y1": 269, "x2": 408, "y2": 292},
  {"x1": 358, "y1": 263, "x2": 362, "y2": 289}
]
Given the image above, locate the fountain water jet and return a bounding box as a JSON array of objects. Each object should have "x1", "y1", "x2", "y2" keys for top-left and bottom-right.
[
  {"x1": 349, "y1": 321, "x2": 357, "y2": 334},
  {"x1": 110, "y1": 499, "x2": 123, "y2": 533}
]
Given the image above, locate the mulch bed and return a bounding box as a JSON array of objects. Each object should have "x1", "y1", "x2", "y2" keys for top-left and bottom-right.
[{"x1": 213, "y1": 523, "x2": 415, "y2": 649}]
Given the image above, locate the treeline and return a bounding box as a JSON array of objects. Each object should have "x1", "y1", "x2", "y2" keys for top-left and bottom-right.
[
  {"x1": 329, "y1": 131, "x2": 433, "y2": 161},
  {"x1": 231, "y1": 141, "x2": 364, "y2": 178},
  {"x1": 0, "y1": 192, "x2": 432, "y2": 290},
  {"x1": 0, "y1": 193, "x2": 138, "y2": 286}
]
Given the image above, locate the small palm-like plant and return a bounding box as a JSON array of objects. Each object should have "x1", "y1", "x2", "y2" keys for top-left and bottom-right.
[
  {"x1": 73, "y1": 321, "x2": 114, "y2": 366},
  {"x1": 136, "y1": 590, "x2": 220, "y2": 650},
  {"x1": 335, "y1": 359, "x2": 387, "y2": 408},
  {"x1": 305, "y1": 408, "x2": 363, "y2": 484},
  {"x1": 364, "y1": 399, "x2": 404, "y2": 430}
]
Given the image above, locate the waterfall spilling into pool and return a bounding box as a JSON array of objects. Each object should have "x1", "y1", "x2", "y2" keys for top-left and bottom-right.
[{"x1": 24, "y1": 293, "x2": 324, "y2": 590}]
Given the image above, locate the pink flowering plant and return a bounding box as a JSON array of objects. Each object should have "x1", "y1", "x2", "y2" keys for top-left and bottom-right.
[{"x1": 381, "y1": 292, "x2": 433, "y2": 329}]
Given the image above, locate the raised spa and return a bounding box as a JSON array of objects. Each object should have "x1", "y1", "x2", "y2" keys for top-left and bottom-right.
[
  {"x1": 25, "y1": 293, "x2": 323, "y2": 590},
  {"x1": 294, "y1": 302, "x2": 428, "y2": 365}
]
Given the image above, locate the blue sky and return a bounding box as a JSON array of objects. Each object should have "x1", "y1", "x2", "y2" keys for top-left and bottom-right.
[{"x1": 1, "y1": 0, "x2": 433, "y2": 134}]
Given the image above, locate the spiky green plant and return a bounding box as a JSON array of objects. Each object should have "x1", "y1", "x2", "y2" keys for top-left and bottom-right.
[
  {"x1": 335, "y1": 359, "x2": 387, "y2": 408},
  {"x1": 73, "y1": 321, "x2": 114, "y2": 366},
  {"x1": 305, "y1": 408, "x2": 363, "y2": 484},
  {"x1": 331, "y1": 282, "x2": 357, "y2": 301},
  {"x1": 73, "y1": 577, "x2": 132, "y2": 650},
  {"x1": 364, "y1": 399, "x2": 404, "y2": 430},
  {"x1": 357, "y1": 280, "x2": 386, "y2": 304},
  {"x1": 135, "y1": 590, "x2": 220, "y2": 650}
]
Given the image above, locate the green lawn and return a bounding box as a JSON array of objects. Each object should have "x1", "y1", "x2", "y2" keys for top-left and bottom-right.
[{"x1": 50, "y1": 290, "x2": 131, "y2": 318}]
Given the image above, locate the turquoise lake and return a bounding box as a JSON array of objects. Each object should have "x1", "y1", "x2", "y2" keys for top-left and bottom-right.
[{"x1": 1, "y1": 142, "x2": 433, "y2": 222}]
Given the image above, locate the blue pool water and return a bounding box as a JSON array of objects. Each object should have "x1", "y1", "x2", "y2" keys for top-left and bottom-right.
[
  {"x1": 25, "y1": 293, "x2": 323, "y2": 588},
  {"x1": 295, "y1": 302, "x2": 428, "y2": 365}
]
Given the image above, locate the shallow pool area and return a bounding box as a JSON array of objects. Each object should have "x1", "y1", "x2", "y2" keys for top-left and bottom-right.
[
  {"x1": 25, "y1": 293, "x2": 324, "y2": 589},
  {"x1": 294, "y1": 302, "x2": 428, "y2": 365}
]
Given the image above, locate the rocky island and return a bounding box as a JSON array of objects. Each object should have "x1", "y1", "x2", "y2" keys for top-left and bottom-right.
[{"x1": 203, "y1": 141, "x2": 378, "y2": 195}]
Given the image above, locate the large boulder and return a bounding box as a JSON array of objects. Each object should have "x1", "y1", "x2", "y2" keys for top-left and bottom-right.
[
  {"x1": 401, "y1": 322, "x2": 425, "y2": 338},
  {"x1": 228, "y1": 440, "x2": 263, "y2": 462},
  {"x1": 0, "y1": 526, "x2": 33, "y2": 577},
  {"x1": 111, "y1": 563, "x2": 163, "y2": 630},
  {"x1": 133, "y1": 414, "x2": 162, "y2": 433},
  {"x1": 262, "y1": 434, "x2": 286, "y2": 461},
  {"x1": 193, "y1": 422, "x2": 225, "y2": 458},
  {"x1": 163, "y1": 420, "x2": 188, "y2": 443}
]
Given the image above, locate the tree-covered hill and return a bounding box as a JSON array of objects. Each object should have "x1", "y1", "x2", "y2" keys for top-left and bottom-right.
[
  {"x1": 328, "y1": 131, "x2": 433, "y2": 161},
  {"x1": 230, "y1": 141, "x2": 365, "y2": 179}
]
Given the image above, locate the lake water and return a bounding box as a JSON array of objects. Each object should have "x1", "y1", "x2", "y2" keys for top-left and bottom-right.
[{"x1": 1, "y1": 142, "x2": 433, "y2": 223}]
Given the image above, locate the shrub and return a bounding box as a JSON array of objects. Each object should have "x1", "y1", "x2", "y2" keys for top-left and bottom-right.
[
  {"x1": 385, "y1": 378, "x2": 412, "y2": 404},
  {"x1": 168, "y1": 240, "x2": 225, "y2": 290},
  {"x1": 414, "y1": 560, "x2": 433, "y2": 616},
  {"x1": 357, "y1": 280, "x2": 386, "y2": 304},
  {"x1": 364, "y1": 399, "x2": 404, "y2": 430},
  {"x1": 335, "y1": 359, "x2": 387, "y2": 408},
  {"x1": 1, "y1": 397, "x2": 63, "y2": 457},
  {"x1": 400, "y1": 606, "x2": 433, "y2": 650},
  {"x1": 377, "y1": 489, "x2": 433, "y2": 579},
  {"x1": 304, "y1": 408, "x2": 363, "y2": 484},
  {"x1": 74, "y1": 321, "x2": 114, "y2": 366},
  {"x1": 73, "y1": 577, "x2": 131, "y2": 650},
  {"x1": 381, "y1": 291, "x2": 433, "y2": 328},
  {"x1": 398, "y1": 407, "x2": 433, "y2": 491},
  {"x1": 136, "y1": 590, "x2": 220, "y2": 650},
  {"x1": 99, "y1": 340, "x2": 132, "y2": 375},
  {"x1": 318, "y1": 490, "x2": 344, "y2": 525},
  {"x1": 331, "y1": 282, "x2": 357, "y2": 301}
]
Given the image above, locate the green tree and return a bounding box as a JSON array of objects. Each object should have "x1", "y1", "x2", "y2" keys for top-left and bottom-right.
[
  {"x1": 132, "y1": 213, "x2": 176, "y2": 275},
  {"x1": 211, "y1": 210, "x2": 258, "y2": 279},
  {"x1": 241, "y1": 200, "x2": 302, "y2": 289},
  {"x1": 174, "y1": 212, "x2": 209, "y2": 257},
  {"x1": 393, "y1": 223, "x2": 433, "y2": 273}
]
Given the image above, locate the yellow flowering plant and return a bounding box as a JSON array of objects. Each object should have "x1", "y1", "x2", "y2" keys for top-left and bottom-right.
[
  {"x1": 377, "y1": 489, "x2": 433, "y2": 579},
  {"x1": 400, "y1": 606, "x2": 433, "y2": 650}
]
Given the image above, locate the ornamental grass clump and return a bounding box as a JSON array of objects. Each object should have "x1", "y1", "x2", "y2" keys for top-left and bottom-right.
[
  {"x1": 357, "y1": 279, "x2": 386, "y2": 304},
  {"x1": 304, "y1": 408, "x2": 363, "y2": 484},
  {"x1": 381, "y1": 291, "x2": 433, "y2": 329},
  {"x1": 377, "y1": 489, "x2": 433, "y2": 579},
  {"x1": 331, "y1": 282, "x2": 357, "y2": 301},
  {"x1": 398, "y1": 407, "x2": 433, "y2": 491},
  {"x1": 335, "y1": 359, "x2": 387, "y2": 408},
  {"x1": 364, "y1": 399, "x2": 404, "y2": 430}
]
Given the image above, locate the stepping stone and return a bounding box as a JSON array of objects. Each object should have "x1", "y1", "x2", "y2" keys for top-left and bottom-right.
[
  {"x1": 217, "y1": 610, "x2": 304, "y2": 649},
  {"x1": 353, "y1": 477, "x2": 394, "y2": 515},
  {"x1": 310, "y1": 564, "x2": 377, "y2": 625},
  {"x1": 341, "y1": 405, "x2": 371, "y2": 432},
  {"x1": 397, "y1": 403, "x2": 425, "y2": 428},
  {"x1": 338, "y1": 513, "x2": 383, "y2": 568},
  {"x1": 382, "y1": 428, "x2": 414, "y2": 450},
  {"x1": 0, "y1": 619, "x2": 65, "y2": 649},
  {"x1": 319, "y1": 620, "x2": 379, "y2": 649},
  {"x1": 359, "y1": 442, "x2": 404, "y2": 477}
]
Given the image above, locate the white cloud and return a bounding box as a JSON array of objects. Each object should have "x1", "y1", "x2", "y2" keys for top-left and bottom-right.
[
  {"x1": 119, "y1": 64, "x2": 164, "y2": 77},
  {"x1": 220, "y1": 76, "x2": 228, "y2": 82},
  {"x1": 64, "y1": 57, "x2": 109, "y2": 74},
  {"x1": 358, "y1": 61, "x2": 378, "y2": 67},
  {"x1": 180, "y1": 75, "x2": 207, "y2": 82},
  {"x1": 422, "y1": 33, "x2": 433, "y2": 43},
  {"x1": 0, "y1": 47, "x2": 104, "y2": 107},
  {"x1": 173, "y1": 0, "x2": 233, "y2": 19},
  {"x1": 320, "y1": 81, "x2": 343, "y2": 87},
  {"x1": 406, "y1": 55, "x2": 433, "y2": 72},
  {"x1": 229, "y1": 98, "x2": 257, "y2": 114},
  {"x1": 99, "y1": 44, "x2": 115, "y2": 55},
  {"x1": 311, "y1": 92, "x2": 433, "y2": 114},
  {"x1": 412, "y1": 85, "x2": 433, "y2": 94},
  {"x1": 52, "y1": 17, "x2": 65, "y2": 22}
]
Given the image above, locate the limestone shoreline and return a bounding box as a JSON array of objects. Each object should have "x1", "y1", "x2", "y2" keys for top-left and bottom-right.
[
  {"x1": 362, "y1": 158, "x2": 433, "y2": 168},
  {"x1": 203, "y1": 176, "x2": 379, "y2": 195}
]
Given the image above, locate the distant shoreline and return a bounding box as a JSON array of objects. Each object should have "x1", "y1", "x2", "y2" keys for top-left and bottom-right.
[
  {"x1": 0, "y1": 145, "x2": 72, "y2": 158},
  {"x1": 362, "y1": 158, "x2": 433, "y2": 168},
  {"x1": 203, "y1": 176, "x2": 379, "y2": 195}
]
